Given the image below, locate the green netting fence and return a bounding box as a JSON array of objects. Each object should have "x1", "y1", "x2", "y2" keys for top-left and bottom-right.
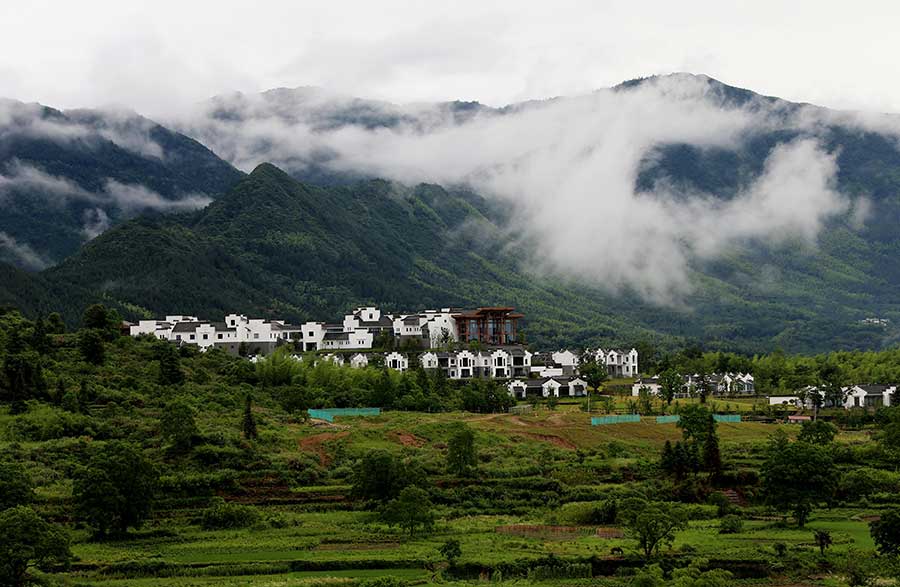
[
  {"x1": 713, "y1": 414, "x2": 741, "y2": 423},
  {"x1": 656, "y1": 415, "x2": 680, "y2": 424},
  {"x1": 308, "y1": 408, "x2": 382, "y2": 423},
  {"x1": 591, "y1": 415, "x2": 641, "y2": 425}
]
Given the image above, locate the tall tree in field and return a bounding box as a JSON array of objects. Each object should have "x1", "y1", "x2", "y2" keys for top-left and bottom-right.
[
  {"x1": 381, "y1": 486, "x2": 435, "y2": 536},
  {"x1": 72, "y1": 442, "x2": 157, "y2": 537},
  {"x1": 242, "y1": 394, "x2": 258, "y2": 440},
  {"x1": 0, "y1": 506, "x2": 71, "y2": 586},
  {"x1": 761, "y1": 431, "x2": 837, "y2": 526},
  {"x1": 447, "y1": 424, "x2": 477, "y2": 477},
  {"x1": 659, "y1": 369, "x2": 682, "y2": 405},
  {"x1": 160, "y1": 399, "x2": 198, "y2": 452}
]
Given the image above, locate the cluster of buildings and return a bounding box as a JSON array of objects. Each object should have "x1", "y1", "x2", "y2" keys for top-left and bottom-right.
[
  {"x1": 769, "y1": 385, "x2": 898, "y2": 410},
  {"x1": 630, "y1": 372, "x2": 756, "y2": 398},
  {"x1": 128, "y1": 306, "x2": 642, "y2": 399},
  {"x1": 129, "y1": 306, "x2": 523, "y2": 354}
]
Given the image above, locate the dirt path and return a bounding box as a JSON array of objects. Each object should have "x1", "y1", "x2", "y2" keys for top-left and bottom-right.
[
  {"x1": 390, "y1": 431, "x2": 426, "y2": 447},
  {"x1": 515, "y1": 432, "x2": 577, "y2": 450},
  {"x1": 299, "y1": 431, "x2": 350, "y2": 466}
]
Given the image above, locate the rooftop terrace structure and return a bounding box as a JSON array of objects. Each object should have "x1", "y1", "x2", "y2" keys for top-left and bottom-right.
[{"x1": 453, "y1": 307, "x2": 523, "y2": 346}]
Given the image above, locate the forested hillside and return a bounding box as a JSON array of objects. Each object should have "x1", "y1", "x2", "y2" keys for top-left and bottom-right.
[{"x1": 0, "y1": 99, "x2": 243, "y2": 266}]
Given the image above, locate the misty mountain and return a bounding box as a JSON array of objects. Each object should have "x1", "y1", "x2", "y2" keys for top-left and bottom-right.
[
  {"x1": 41, "y1": 163, "x2": 662, "y2": 348},
  {"x1": 4, "y1": 74, "x2": 900, "y2": 353},
  {"x1": 0, "y1": 99, "x2": 243, "y2": 267}
]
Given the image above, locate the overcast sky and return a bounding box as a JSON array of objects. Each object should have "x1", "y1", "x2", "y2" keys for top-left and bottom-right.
[{"x1": 2, "y1": 1, "x2": 898, "y2": 117}]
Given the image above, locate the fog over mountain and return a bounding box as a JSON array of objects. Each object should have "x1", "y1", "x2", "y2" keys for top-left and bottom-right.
[{"x1": 176, "y1": 74, "x2": 880, "y2": 304}]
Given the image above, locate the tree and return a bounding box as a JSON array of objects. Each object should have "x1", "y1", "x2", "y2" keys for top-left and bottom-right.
[
  {"x1": 242, "y1": 394, "x2": 258, "y2": 440},
  {"x1": 78, "y1": 329, "x2": 105, "y2": 365},
  {"x1": 819, "y1": 363, "x2": 847, "y2": 409},
  {"x1": 659, "y1": 369, "x2": 682, "y2": 405},
  {"x1": 160, "y1": 399, "x2": 198, "y2": 452},
  {"x1": 0, "y1": 506, "x2": 71, "y2": 587},
  {"x1": 439, "y1": 539, "x2": 462, "y2": 566},
  {"x1": 381, "y1": 486, "x2": 435, "y2": 536},
  {"x1": 870, "y1": 509, "x2": 900, "y2": 555},
  {"x1": 352, "y1": 450, "x2": 420, "y2": 503},
  {"x1": 579, "y1": 358, "x2": 608, "y2": 391},
  {"x1": 447, "y1": 424, "x2": 477, "y2": 477},
  {"x1": 797, "y1": 420, "x2": 838, "y2": 445},
  {"x1": 677, "y1": 404, "x2": 714, "y2": 445},
  {"x1": 813, "y1": 529, "x2": 832, "y2": 555},
  {"x1": 619, "y1": 500, "x2": 687, "y2": 559},
  {"x1": 761, "y1": 431, "x2": 838, "y2": 526},
  {"x1": 156, "y1": 342, "x2": 184, "y2": 386},
  {"x1": 29, "y1": 317, "x2": 49, "y2": 355},
  {"x1": 46, "y1": 313, "x2": 66, "y2": 335},
  {"x1": 82, "y1": 304, "x2": 113, "y2": 333},
  {"x1": 701, "y1": 415, "x2": 722, "y2": 476},
  {"x1": 0, "y1": 461, "x2": 33, "y2": 511},
  {"x1": 72, "y1": 442, "x2": 157, "y2": 537}
]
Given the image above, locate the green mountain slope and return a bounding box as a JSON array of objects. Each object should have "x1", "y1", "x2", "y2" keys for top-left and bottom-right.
[
  {"x1": 0, "y1": 99, "x2": 243, "y2": 266},
  {"x1": 44, "y1": 163, "x2": 666, "y2": 348},
  {"x1": 35, "y1": 162, "x2": 896, "y2": 353}
]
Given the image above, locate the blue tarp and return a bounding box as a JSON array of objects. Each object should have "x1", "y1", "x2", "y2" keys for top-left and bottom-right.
[
  {"x1": 591, "y1": 414, "x2": 641, "y2": 425},
  {"x1": 308, "y1": 408, "x2": 382, "y2": 423}
]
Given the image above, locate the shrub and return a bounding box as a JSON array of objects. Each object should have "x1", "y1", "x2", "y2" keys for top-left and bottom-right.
[
  {"x1": 719, "y1": 515, "x2": 743, "y2": 534},
  {"x1": 358, "y1": 577, "x2": 407, "y2": 587},
  {"x1": 201, "y1": 497, "x2": 261, "y2": 530}
]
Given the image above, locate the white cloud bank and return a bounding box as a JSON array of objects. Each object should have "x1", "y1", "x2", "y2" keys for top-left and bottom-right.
[
  {"x1": 0, "y1": 160, "x2": 211, "y2": 240},
  {"x1": 181, "y1": 74, "x2": 865, "y2": 304}
]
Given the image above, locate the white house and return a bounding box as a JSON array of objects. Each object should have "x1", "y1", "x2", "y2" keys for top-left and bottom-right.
[
  {"x1": 350, "y1": 353, "x2": 370, "y2": 369},
  {"x1": 631, "y1": 376, "x2": 662, "y2": 396},
  {"x1": 589, "y1": 348, "x2": 639, "y2": 378},
  {"x1": 507, "y1": 379, "x2": 528, "y2": 399},
  {"x1": 385, "y1": 352, "x2": 409, "y2": 372}
]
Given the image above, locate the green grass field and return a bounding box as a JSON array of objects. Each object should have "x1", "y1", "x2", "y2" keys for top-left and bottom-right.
[{"x1": 26, "y1": 404, "x2": 876, "y2": 587}]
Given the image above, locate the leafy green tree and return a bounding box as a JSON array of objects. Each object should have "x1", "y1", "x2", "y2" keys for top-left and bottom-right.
[
  {"x1": 618, "y1": 499, "x2": 687, "y2": 559},
  {"x1": 797, "y1": 420, "x2": 838, "y2": 445},
  {"x1": 659, "y1": 369, "x2": 682, "y2": 405},
  {"x1": 352, "y1": 450, "x2": 422, "y2": 503},
  {"x1": 242, "y1": 394, "x2": 258, "y2": 440},
  {"x1": 82, "y1": 304, "x2": 115, "y2": 335},
  {"x1": 870, "y1": 509, "x2": 900, "y2": 555},
  {"x1": 814, "y1": 530, "x2": 832, "y2": 555},
  {"x1": 72, "y1": 442, "x2": 157, "y2": 537},
  {"x1": 29, "y1": 317, "x2": 49, "y2": 355},
  {"x1": 0, "y1": 506, "x2": 71, "y2": 587},
  {"x1": 819, "y1": 363, "x2": 847, "y2": 408},
  {"x1": 439, "y1": 539, "x2": 462, "y2": 566},
  {"x1": 677, "y1": 404, "x2": 713, "y2": 445},
  {"x1": 160, "y1": 399, "x2": 198, "y2": 452},
  {"x1": 701, "y1": 415, "x2": 722, "y2": 476},
  {"x1": 78, "y1": 329, "x2": 105, "y2": 365},
  {"x1": 156, "y1": 342, "x2": 184, "y2": 386},
  {"x1": 46, "y1": 313, "x2": 65, "y2": 335},
  {"x1": 446, "y1": 424, "x2": 477, "y2": 477},
  {"x1": 381, "y1": 486, "x2": 435, "y2": 536},
  {"x1": 579, "y1": 358, "x2": 608, "y2": 391},
  {"x1": 761, "y1": 431, "x2": 838, "y2": 526},
  {"x1": 0, "y1": 461, "x2": 33, "y2": 510}
]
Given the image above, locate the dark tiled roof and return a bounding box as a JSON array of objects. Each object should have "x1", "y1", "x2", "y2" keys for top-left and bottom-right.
[
  {"x1": 323, "y1": 332, "x2": 350, "y2": 341},
  {"x1": 172, "y1": 322, "x2": 204, "y2": 333}
]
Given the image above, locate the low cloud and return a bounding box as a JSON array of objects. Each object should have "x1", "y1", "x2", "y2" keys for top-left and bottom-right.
[
  {"x1": 0, "y1": 98, "x2": 165, "y2": 159},
  {"x1": 0, "y1": 232, "x2": 49, "y2": 270},
  {"x1": 0, "y1": 160, "x2": 211, "y2": 241},
  {"x1": 178, "y1": 74, "x2": 868, "y2": 304}
]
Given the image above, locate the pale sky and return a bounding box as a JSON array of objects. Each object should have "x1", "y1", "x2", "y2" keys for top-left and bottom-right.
[{"x1": 1, "y1": 0, "x2": 898, "y2": 117}]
